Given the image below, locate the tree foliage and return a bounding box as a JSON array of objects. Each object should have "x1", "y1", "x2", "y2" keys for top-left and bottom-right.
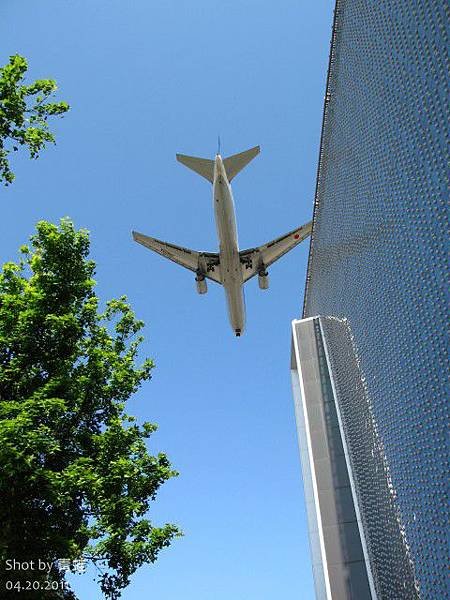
[
  {"x1": 0, "y1": 220, "x2": 180, "y2": 599},
  {"x1": 0, "y1": 54, "x2": 69, "y2": 185}
]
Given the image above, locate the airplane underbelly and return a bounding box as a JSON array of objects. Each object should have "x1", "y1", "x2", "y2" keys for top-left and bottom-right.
[
  {"x1": 225, "y1": 283, "x2": 245, "y2": 333},
  {"x1": 214, "y1": 176, "x2": 245, "y2": 333},
  {"x1": 222, "y1": 246, "x2": 244, "y2": 333},
  {"x1": 221, "y1": 250, "x2": 241, "y2": 284},
  {"x1": 214, "y1": 182, "x2": 237, "y2": 245}
]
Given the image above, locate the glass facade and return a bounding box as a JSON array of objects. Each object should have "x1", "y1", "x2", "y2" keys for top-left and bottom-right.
[{"x1": 302, "y1": 1, "x2": 448, "y2": 599}]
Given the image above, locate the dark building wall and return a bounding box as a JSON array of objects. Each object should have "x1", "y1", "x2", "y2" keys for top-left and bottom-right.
[{"x1": 303, "y1": 1, "x2": 448, "y2": 598}]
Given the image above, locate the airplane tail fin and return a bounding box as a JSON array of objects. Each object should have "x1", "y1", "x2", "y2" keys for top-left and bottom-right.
[
  {"x1": 176, "y1": 154, "x2": 215, "y2": 182},
  {"x1": 223, "y1": 145, "x2": 260, "y2": 181},
  {"x1": 176, "y1": 145, "x2": 260, "y2": 183}
]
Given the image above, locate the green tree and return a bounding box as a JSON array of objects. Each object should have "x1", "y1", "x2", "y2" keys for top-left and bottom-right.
[
  {"x1": 0, "y1": 54, "x2": 69, "y2": 185},
  {"x1": 0, "y1": 220, "x2": 181, "y2": 599}
]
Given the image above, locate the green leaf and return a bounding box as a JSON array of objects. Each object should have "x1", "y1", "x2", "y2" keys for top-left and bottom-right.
[
  {"x1": 0, "y1": 220, "x2": 180, "y2": 600},
  {"x1": 0, "y1": 54, "x2": 70, "y2": 185}
]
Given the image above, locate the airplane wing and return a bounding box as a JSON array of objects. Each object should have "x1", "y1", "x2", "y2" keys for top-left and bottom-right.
[
  {"x1": 132, "y1": 231, "x2": 222, "y2": 284},
  {"x1": 239, "y1": 221, "x2": 312, "y2": 283}
]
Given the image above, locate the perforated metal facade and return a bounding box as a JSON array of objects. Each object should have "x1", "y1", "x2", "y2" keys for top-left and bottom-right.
[{"x1": 302, "y1": 1, "x2": 448, "y2": 599}]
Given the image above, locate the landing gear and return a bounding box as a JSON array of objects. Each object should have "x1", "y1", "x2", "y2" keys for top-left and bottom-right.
[{"x1": 235, "y1": 329, "x2": 241, "y2": 337}]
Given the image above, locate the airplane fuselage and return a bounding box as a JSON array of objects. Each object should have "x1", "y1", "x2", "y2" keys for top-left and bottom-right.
[{"x1": 213, "y1": 155, "x2": 245, "y2": 336}]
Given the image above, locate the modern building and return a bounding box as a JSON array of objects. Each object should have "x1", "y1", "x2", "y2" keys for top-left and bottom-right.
[{"x1": 291, "y1": 2, "x2": 448, "y2": 599}]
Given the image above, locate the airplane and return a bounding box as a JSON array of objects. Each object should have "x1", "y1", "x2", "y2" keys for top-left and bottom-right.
[{"x1": 132, "y1": 146, "x2": 312, "y2": 337}]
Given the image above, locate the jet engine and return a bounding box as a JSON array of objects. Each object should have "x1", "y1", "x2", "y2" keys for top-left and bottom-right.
[
  {"x1": 258, "y1": 270, "x2": 269, "y2": 290},
  {"x1": 196, "y1": 275, "x2": 207, "y2": 294}
]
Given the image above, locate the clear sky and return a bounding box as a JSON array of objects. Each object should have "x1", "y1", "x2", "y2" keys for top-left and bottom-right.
[{"x1": 1, "y1": 1, "x2": 333, "y2": 598}]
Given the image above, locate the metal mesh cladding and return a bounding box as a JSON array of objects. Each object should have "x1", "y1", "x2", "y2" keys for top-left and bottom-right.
[{"x1": 303, "y1": 1, "x2": 449, "y2": 598}]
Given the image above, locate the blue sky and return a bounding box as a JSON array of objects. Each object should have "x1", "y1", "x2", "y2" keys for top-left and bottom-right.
[{"x1": 1, "y1": 1, "x2": 333, "y2": 598}]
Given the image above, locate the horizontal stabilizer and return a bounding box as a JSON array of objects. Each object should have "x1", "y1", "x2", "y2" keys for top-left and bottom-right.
[
  {"x1": 176, "y1": 154, "x2": 215, "y2": 182},
  {"x1": 223, "y1": 146, "x2": 260, "y2": 181}
]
